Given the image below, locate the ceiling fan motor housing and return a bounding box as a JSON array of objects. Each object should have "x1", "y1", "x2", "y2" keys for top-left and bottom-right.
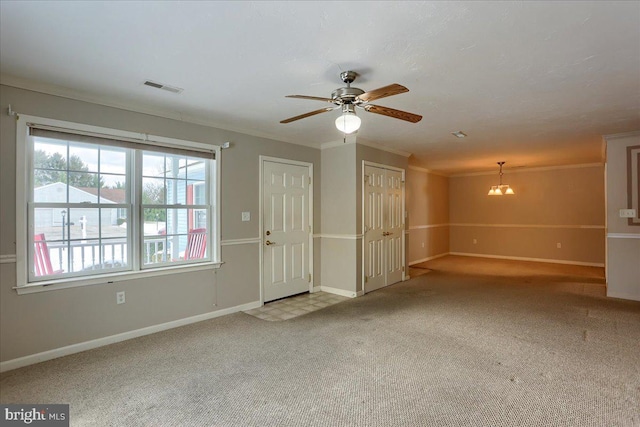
[{"x1": 332, "y1": 87, "x2": 365, "y2": 104}]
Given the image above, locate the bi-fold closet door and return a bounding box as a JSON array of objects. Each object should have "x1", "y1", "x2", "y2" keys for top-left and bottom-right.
[{"x1": 363, "y1": 164, "x2": 405, "y2": 293}]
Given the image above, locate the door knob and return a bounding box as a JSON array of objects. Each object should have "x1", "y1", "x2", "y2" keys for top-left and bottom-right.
[
  {"x1": 266, "y1": 230, "x2": 271, "y2": 236},
  {"x1": 265, "y1": 240, "x2": 275, "y2": 246}
]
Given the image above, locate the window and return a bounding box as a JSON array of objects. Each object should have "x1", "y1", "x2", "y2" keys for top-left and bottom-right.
[{"x1": 17, "y1": 115, "x2": 220, "y2": 290}]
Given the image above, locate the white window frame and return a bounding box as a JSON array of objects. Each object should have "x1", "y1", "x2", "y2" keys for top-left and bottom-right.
[{"x1": 15, "y1": 115, "x2": 222, "y2": 294}]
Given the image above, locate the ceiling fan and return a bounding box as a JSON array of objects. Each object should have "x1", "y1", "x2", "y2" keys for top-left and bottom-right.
[{"x1": 280, "y1": 71, "x2": 422, "y2": 134}]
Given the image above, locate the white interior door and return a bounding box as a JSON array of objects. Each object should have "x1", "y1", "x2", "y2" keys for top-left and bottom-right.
[
  {"x1": 263, "y1": 160, "x2": 311, "y2": 302},
  {"x1": 363, "y1": 164, "x2": 405, "y2": 293},
  {"x1": 385, "y1": 169, "x2": 404, "y2": 285},
  {"x1": 364, "y1": 165, "x2": 387, "y2": 293}
]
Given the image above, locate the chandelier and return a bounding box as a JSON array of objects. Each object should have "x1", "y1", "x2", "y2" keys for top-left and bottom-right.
[{"x1": 488, "y1": 161, "x2": 515, "y2": 196}]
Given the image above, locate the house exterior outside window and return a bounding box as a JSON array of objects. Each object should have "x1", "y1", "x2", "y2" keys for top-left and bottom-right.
[{"x1": 16, "y1": 115, "x2": 220, "y2": 292}]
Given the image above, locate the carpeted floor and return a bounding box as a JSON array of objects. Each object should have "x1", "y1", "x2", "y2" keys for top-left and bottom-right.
[{"x1": 1, "y1": 256, "x2": 639, "y2": 426}]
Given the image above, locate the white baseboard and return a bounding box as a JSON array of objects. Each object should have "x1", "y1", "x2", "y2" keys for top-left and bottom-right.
[
  {"x1": 403, "y1": 275, "x2": 411, "y2": 281},
  {"x1": 449, "y1": 252, "x2": 605, "y2": 267},
  {"x1": 408, "y1": 253, "x2": 449, "y2": 266},
  {"x1": 606, "y1": 291, "x2": 640, "y2": 301},
  {"x1": 319, "y1": 286, "x2": 358, "y2": 298},
  {"x1": 0, "y1": 300, "x2": 262, "y2": 373}
]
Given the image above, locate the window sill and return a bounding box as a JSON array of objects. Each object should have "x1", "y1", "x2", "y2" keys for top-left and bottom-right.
[{"x1": 14, "y1": 261, "x2": 224, "y2": 295}]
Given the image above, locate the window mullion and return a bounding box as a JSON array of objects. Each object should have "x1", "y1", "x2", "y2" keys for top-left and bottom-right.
[{"x1": 132, "y1": 149, "x2": 142, "y2": 272}]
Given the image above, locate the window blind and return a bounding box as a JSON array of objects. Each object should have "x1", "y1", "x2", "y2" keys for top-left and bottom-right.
[{"x1": 29, "y1": 125, "x2": 215, "y2": 160}]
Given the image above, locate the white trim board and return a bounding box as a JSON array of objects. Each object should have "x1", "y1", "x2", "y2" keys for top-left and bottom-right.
[
  {"x1": 607, "y1": 233, "x2": 640, "y2": 239},
  {"x1": 407, "y1": 165, "x2": 449, "y2": 177},
  {"x1": 313, "y1": 234, "x2": 363, "y2": 240},
  {"x1": 450, "y1": 162, "x2": 604, "y2": 177},
  {"x1": 319, "y1": 286, "x2": 360, "y2": 298},
  {"x1": 409, "y1": 223, "x2": 604, "y2": 229},
  {"x1": 0, "y1": 300, "x2": 262, "y2": 373},
  {"x1": 450, "y1": 223, "x2": 605, "y2": 229},
  {"x1": 449, "y1": 252, "x2": 604, "y2": 267},
  {"x1": 408, "y1": 253, "x2": 449, "y2": 265},
  {"x1": 409, "y1": 224, "x2": 449, "y2": 230},
  {"x1": 603, "y1": 130, "x2": 640, "y2": 140},
  {"x1": 0, "y1": 254, "x2": 16, "y2": 264},
  {"x1": 221, "y1": 238, "x2": 261, "y2": 246},
  {"x1": 320, "y1": 138, "x2": 411, "y2": 158},
  {"x1": 606, "y1": 291, "x2": 640, "y2": 302}
]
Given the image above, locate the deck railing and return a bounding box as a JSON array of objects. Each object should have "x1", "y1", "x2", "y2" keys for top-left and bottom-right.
[{"x1": 46, "y1": 238, "x2": 173, "y2": 273}]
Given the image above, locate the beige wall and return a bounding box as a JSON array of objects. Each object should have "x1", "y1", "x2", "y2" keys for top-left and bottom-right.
[
  {"x1": 449, "y1": 165, "x2": 606, "y2": 265},
  {"x1": 319, "y1": 142, "x2": 408, "y2": 295},
  {"x1": 406, "y1": 166, "x2": 449, "y2": 264},
  {"x1": 0, "y1": 85, "x2": 321, "y2": 363},
  {"x1": 604, "y1": 132, "x2": 640, "y2": 301}
]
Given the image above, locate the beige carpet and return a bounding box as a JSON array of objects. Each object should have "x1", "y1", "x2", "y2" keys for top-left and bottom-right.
[{"x1": 1, "y1": 256, "x2": 638, "y2": 426}]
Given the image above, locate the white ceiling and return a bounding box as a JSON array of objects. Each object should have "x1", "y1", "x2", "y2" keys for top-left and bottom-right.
[{"x1": 1, "y1": 1, "x2": 639, "y2": 174}]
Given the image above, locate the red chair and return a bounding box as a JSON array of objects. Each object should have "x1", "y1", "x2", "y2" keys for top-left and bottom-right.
[
  {"x1": 184, "y1": 228, "x2": 207, "y2": 260},
  {"x1": 34, "y1": 234, "x2": 63, "y2": 276}
]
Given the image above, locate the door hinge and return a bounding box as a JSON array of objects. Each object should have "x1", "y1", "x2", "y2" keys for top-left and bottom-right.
[
  {"x1": 364, "y1": 276, "x2": 368, "y2": 283},
  {"x1": 308, "y1": 273, "x2": 312, "y2": 283},
  {"x1": 309, "y1": 176, "x2": 312, "y2": 185},
  {"x1": 402, "y1": 266, "x2": 405, "y2": 272}
]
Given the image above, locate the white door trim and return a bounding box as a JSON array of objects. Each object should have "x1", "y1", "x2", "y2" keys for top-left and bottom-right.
[
  {"x1": 361, "y1": 161, "x2": 406, "y2": 293},
  {"x1": 259, "y1": 156, "x2": 314, "y2": 304}
]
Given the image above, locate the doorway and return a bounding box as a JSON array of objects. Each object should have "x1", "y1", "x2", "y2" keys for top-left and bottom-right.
[
  {"x1": 260, "y1": 157, "x2": 313, "y2": 302},
  {"x1": 363, "y1": 162, "x2": 405, "y2": 293}
]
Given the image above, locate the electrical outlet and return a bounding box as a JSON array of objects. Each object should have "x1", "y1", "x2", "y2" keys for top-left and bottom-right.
[
  {"x1": 116, "y1": 291, "x2": 125, "y2": 305},
  {"x1": 619, "y1": 209, "x2": 636, "y2": 218},
  {"x1": 421, "y1": 242, "x2": 425, "y2": 248},
  {"x1": 241, "y1": 211, "x2": 251, "y2": 222},
  {"x1": 556, "y1": 243, "x2": 562, "y2": 249},
  {"x1": 473, "y1": 239, "x2": 477, "y2": 244}
]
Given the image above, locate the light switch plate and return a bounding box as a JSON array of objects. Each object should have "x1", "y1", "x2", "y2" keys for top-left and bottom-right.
[
  {"x1": 619, "y1": 209, "x2": 636, "y2": 218},
  {"x1": 241, "y1": 211, "x2": 251, "y2": 222}
]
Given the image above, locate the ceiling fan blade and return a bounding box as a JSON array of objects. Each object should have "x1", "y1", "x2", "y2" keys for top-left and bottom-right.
[
  {"x1": 285, "y1": 95, "x2": 335, "y2": 103},
  {"x1": 280, "y1": 107, "x2": 335, "y2": 124},
  {"x1": 363, "y1": 104, "x2": 422, "y2": 123},
  {"x1": 356, "y1": 84, "x2": 409, "y2": 103}
]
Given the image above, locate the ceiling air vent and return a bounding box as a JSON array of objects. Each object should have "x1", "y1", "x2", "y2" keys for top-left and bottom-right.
[{"x1": 143, "y1": 80, "x2": 183, "y2": 94}]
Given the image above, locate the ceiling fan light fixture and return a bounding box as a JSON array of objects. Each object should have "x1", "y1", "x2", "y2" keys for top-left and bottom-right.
[{"x1": 335, "y1": 105, "x2": 361, "y2": 134}]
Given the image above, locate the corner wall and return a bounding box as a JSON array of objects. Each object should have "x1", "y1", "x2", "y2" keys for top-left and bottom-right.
[
  {"x1": 319, "y1": 141, "x2": 408, "y2": 295},
  {"x1": 604, "y1": 132, "x2": 640, "y2": 301},
  {"x1": 406, "y1": 166, "x2": 449, "y2": 264},
  {"x1": 449, "y1": 164, "x2": 606, "y2": 266},
  {"x1": 0, "y1": 84, "x2": 321, "y2": 365}
]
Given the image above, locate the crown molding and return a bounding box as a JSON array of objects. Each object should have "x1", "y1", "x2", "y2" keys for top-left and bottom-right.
[
  {"x1": 603, "y1": 130, "x2": 640, "y2": 140},
  {"x1": 0, "y1": 74, "x2": 321, "y2": 151},
  {"x1": 407, "y1": 165, "x2": 449, "y2": 177},
  {"x1": 320, "y1": 136, "x2": 411, "y2": 158},
  {"x1": 450, "y1": 162, "x2": 604, "y2": 177},
  {"x1": 356, "y1": 138, "x2": 412, "y2": 157}
]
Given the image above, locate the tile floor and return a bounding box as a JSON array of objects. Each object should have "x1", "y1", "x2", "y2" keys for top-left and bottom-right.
[{"x1": 243, "y1": 291, "x2": 349, "y2": 321}]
